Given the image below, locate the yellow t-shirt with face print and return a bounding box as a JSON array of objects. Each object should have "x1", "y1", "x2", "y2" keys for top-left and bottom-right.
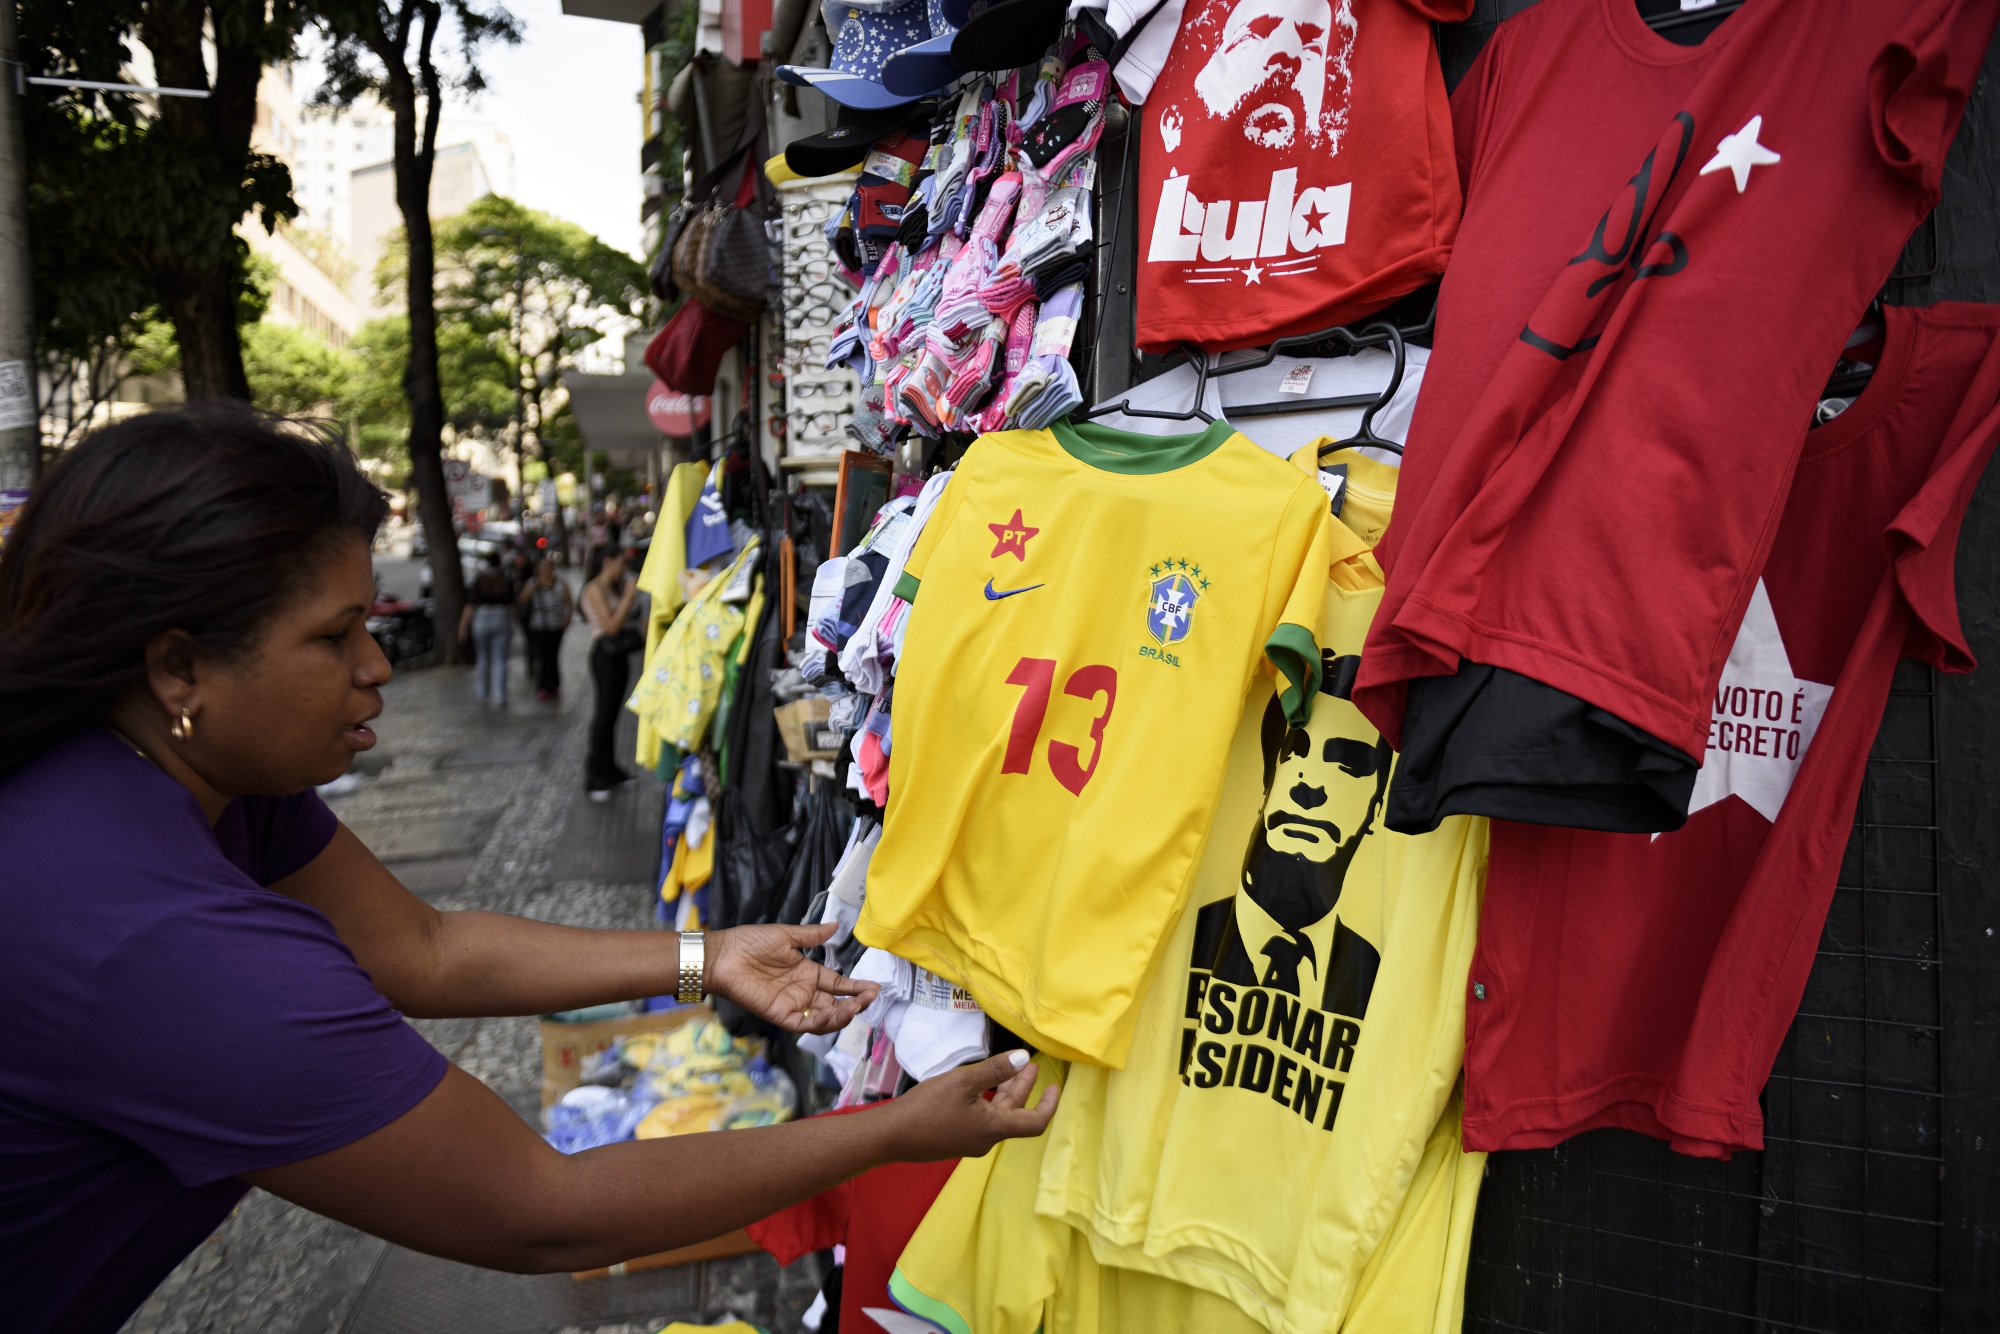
[
  {"x1": 887, "y1": 447, "x2": 1486, "y2": 1334},
  {"x1": 857, "y1": 419, "x2": 1333, "y2": 1067},
  {"x1": 1022, "y1": 445, "x2": 1486, "y2": 1333}
]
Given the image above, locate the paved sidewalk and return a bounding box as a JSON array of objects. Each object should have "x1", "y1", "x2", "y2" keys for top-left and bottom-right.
[{"x1": 121, "y1": 610, "x2": 818, "y2": 1334}]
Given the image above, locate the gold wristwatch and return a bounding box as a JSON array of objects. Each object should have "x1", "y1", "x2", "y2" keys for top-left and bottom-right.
[{"x1": 677, "y1": 931, "x2": 706, "y2": 1004}]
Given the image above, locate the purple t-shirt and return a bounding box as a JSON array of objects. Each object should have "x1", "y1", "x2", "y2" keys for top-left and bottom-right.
[{"x1": 0, "y1": 731, "x2": 448, "y2": 1334}]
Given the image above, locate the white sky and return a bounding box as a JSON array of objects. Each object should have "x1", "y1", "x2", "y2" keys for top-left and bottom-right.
[{"x1": 462, "y1": 0, "x2": 646, "y2": 258}]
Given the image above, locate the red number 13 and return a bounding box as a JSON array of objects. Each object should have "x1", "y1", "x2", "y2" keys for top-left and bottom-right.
[{"x1": 1002, "y1": 657, "x2": 1119, "y2": 795}]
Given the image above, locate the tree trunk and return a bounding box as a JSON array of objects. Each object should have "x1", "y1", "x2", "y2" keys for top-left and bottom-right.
[
  {"x1": 141, "y1": 0, "x2": 263, "y2": 402},
  {"x1": 384, "y1": 6, "x2": 466, "y2": 662},
  {"x1": 157, "y1": 263, "x2": 252, "y2": 400}
]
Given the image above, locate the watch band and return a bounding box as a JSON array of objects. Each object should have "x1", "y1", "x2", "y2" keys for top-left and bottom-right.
[{"x1": 677, "y1": 931, "x2": 706, "y2": 1004}]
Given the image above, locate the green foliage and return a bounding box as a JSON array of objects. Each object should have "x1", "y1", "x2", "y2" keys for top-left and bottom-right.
[
  {"x1": 242, "y1": 322, "x2": 352, "y2": 416},
  {"x1": 313, "y1": 1, "x2": 523, "y2": 110},
  {"x1": 337, "y1": 313, "x2": 517, "y2": 476},
  {"x1": 18, "y1": 0, "x2": 306, "y2": 388},
  {"x1": 360, "y1": 197, "x2": 640, "y2": 477},
  {"x1": 648, "y1": 1, "x2": 700, "y2": 220},
  {"x1": 429, "y1": 196, "x2": 645, "y2": 466},
  {"x1": 284, "y1": 224, "x2": 361, "y2": 290},
  {"x1": 125, "y1": 319, "x2": 182, "y2": 380}
]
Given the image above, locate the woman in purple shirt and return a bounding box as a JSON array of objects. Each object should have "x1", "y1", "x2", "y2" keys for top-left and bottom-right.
[{"x1": 0, "y1": 405, "x2": 1056, "y2": 1334}]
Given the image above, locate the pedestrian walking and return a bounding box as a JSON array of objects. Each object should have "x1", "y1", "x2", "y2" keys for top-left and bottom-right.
[
  {"x1": 581, "y1": 547, "x2": 639, "y2": 798},
  {"x1": 0, "y1": 404, "x2": 1052, "y2": 1334},
  {"x1": 459, "y1": 552, "x2": 515, "y2": 708},
  {"x1": 518, "y1": 557, "x2": 572, "y2": 701}
]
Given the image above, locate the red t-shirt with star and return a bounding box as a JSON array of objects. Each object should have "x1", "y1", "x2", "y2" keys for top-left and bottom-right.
[
  {"x1": 1133, "y1": 0, "x2": 1470, "y2": 353},
  {"x1": 1463, "y1": 303, "x2": 2000, "y2": 1158},
  {"x1": 1356, "y1": 0, "x2": 2000, "y2": 762}
]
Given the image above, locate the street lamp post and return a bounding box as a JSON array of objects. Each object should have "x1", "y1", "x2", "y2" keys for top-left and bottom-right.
[{"x1": 0, "y1": 6, "x2": 41, "y2": 492}]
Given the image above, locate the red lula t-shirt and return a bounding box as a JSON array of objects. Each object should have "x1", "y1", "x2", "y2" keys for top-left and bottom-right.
[
  {"x1": 1134, "y1": 0, "x2": 1469, "y2": 353},
  {"x1": 1356, "y1": 0, "x2": 2000, "y2": 758},
  {"x1": 1463, "y1": 303, "x2": 2000, "y2": 1159}
]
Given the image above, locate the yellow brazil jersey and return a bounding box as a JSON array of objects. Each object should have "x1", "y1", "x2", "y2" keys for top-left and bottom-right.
[
  {"x1": 1026, "y1": 447, "x2": 1488, "y2": 1333},
  {"x1": 857, "y1": 418, "x2": 1333, "y2": 1067}
]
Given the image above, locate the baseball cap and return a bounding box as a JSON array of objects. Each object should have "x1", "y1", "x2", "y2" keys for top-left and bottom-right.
[
  {"x1": 878, "y1": 0, "x2": 963, "y2": 97},
  {"x1": 777, "y1": 0, "x2": 954, "y2": 110},
  {"x1": 946, "y1": 0, "x2": 1066, "y2": 72},
  {"x1": 784, "y1": 99, "x2": 935, "y2": 178}
]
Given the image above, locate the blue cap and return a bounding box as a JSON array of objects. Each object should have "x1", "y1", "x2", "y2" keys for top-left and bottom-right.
[
  {"x1": 879, "y1": 0, "x2": 962, "y2": 98},
  {"x1": 684, "y1": 468, "x2": 736, "y2": 569},
  {"x1": 777, "y1": 0, "x2": 946, "y2": 110}
]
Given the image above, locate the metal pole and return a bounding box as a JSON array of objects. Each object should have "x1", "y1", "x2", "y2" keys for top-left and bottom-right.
[{"x1": 0, "y1": 8, "x2": 42, "y2": 491}]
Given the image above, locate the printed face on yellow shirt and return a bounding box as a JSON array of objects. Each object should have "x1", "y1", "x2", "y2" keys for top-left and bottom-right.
[{"x1": 1241, "y1": 652, "x2": 1391, "y2": 954}]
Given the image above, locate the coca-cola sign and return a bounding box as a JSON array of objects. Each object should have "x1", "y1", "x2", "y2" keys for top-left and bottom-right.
[{"x1": 646, "y1": 383, "x2": 711, "y2": 436}]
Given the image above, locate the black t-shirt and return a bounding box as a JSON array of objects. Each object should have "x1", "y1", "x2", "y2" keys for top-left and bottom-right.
[{"x1": 469, "y1": 571, "x2": 514, "y2": 606}]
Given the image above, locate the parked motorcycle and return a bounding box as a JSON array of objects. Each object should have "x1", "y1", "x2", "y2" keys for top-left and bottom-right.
[{"x1": 367, "y1": 591, "x2": 435, "y2": 666}]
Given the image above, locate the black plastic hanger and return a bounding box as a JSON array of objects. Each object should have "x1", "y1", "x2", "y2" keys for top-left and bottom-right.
[
  {"x1": 1073, "y1": 345, "x2": 1217, "y2": 424},
  {"x1": 1314, "y1": 322, "x2": 1407, "y2": 458},
  {"x1": 1212, "y1": 322, "x2": 1406, "y2": 447},
  {"x1": 1644, "y1": 0, "x2": 1744, "y2": 34}
]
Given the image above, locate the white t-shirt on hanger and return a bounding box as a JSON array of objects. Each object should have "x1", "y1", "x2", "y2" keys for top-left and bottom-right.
[{"x1": 1086, "y1": 344, "x2": 1429, "y2": 462}]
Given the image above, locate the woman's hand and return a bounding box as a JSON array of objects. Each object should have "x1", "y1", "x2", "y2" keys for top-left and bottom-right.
[
  {"x1": 877, "y1": 1050, "x2": 1060, "y2": 1161},
  {"x1": 704, "y1": 923, "x2": 879, "y2": 1035}
]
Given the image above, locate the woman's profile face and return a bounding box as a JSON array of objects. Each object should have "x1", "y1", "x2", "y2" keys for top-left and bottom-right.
[
  {"x1": 601, "y1": 553, "x2": 626, "y2": 582},
  {"x1": 189, "y1": 537, "x2": 392, "y2": 793}
]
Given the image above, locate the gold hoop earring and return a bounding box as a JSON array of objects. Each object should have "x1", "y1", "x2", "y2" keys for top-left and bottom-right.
[{"x1": 170, "y1": 707, "x2": 194, "y2": 743}]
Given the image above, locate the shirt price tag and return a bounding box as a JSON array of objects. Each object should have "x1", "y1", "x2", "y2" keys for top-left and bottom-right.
[
  {"x1": 1278, "y1": 365, "x2": 1314, "y2": 396},
  {"x1": 1319, "y1": 464, "x2": 1348, "y2": 516},
  {"x1": 913, "y1": 969, "x2": 983, "y2": 1012}
]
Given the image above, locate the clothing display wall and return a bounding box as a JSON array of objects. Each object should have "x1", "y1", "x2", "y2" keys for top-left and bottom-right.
[{"x1": 634, "y1": 1, "x2": 2000, "y2": 1328}]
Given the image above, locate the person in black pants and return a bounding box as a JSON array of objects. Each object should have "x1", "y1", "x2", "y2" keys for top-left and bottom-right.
[
  {"x1": 517, "y1": 557, "x2": 573, "y2": 701},
  {"x1": 580, "y1": 548, "x2": 639, "y2": 799}
]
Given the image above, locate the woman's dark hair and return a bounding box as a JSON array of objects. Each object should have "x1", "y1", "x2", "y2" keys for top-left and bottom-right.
[{"x1": 0, "y1": 403, "x2": 388, "y2": 776}]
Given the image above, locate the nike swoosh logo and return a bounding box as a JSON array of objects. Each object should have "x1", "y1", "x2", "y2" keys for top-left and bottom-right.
[{"x1": 984, "y1": 578, "x2": 1045, "y2": 601}]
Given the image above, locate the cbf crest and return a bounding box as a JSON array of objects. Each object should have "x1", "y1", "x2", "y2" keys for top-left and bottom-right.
[{"x1": 1146, "y1": 558, "x2": 1209, "y2": 646}]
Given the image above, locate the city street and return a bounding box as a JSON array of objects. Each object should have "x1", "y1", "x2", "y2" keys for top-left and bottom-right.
[{"x1": 120, "y1": 572, "x2": 816, "y2": 1334}]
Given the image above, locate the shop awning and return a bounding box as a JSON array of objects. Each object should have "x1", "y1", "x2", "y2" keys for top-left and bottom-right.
[
  {"x1": 559, "y1": 0, "x2": 655, "y2": 24},
  {"x1": 561, "y1": 369, "x2": 669, "y2": 469}
]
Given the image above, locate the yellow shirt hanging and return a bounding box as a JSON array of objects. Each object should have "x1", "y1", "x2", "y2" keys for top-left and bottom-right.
[{"x1": 857, "y1": 419, "x2": 1333, "y2": 1067}]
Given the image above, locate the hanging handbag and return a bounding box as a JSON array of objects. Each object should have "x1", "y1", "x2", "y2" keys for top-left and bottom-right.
[
  {"x1": 671, "y1": 157, "x2": 770, "y2": 323},
  {"x1": 649, "y1": 98, "x2": 774, "y2": 305},
  {"x1": 644, "y1": 297, "x2": 749, "y2": 395}
]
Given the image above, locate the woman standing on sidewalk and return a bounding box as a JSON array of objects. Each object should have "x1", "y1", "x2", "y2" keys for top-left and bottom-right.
[
  {"x1": 518, "y1": 556, "x2": 573, "y2": 702},
  {"x1": 0, "y1": 405, "x2": 1055, "y2": 1334},
  {"x1": 460, "y1": 551, "x2": 517, "y2": 708},
  {"x1": 580, "y1": 546, "x2": 639, "y2": 799}
]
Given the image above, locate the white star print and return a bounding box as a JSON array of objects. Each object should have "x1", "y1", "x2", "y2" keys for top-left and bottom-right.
[
  {"x1": 1244, "y1": 261, "x2": 1263, "y2": 285},
  {"x1": 1701, "y1": 114, "x2": 1781, "y2": 193},
  {"x1": 1665, "y1": 580, "x2": 1833, "y2": 835}
]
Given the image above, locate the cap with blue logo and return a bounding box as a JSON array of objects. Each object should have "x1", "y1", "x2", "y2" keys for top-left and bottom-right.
[
  {"x1": 878, "y1": 0, "x2": 964, "y2": 97},
  {"x1": 777, "y1": 0, "x2": 957, "y2": 110},
  {"x1": 684, "y1": 463, "x2": 736, "y2": 569}
]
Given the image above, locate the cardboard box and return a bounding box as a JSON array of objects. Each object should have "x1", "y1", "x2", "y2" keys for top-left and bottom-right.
[
  {"x1": 774, "y1": 696, "x2": 836, "y2": 762},
  {"x1": 539, "y1": 1004, "x2": 708, "y2": 1109}
]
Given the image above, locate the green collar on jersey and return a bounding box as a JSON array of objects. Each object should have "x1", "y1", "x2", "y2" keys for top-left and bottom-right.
[{"x1": 1049, "y1": 415, "x2": 1235, "y2": 474}]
